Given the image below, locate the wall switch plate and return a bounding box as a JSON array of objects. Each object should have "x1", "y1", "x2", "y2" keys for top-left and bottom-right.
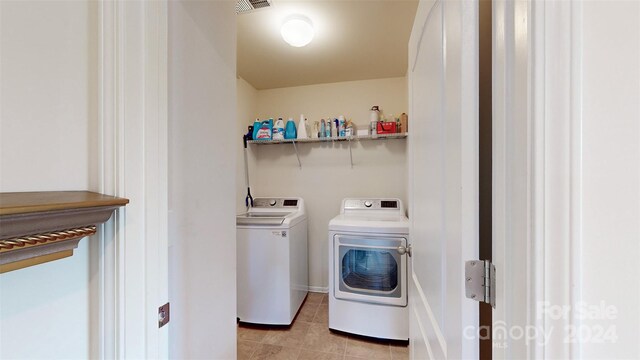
[{"x1": 158, "y1": 302, "x2": 170, "y2": 328}]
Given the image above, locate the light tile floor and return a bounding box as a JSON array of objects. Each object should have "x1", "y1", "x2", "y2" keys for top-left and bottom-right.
[{"x1": 238, "y1": 292, "x2": 409, "y2": 360}]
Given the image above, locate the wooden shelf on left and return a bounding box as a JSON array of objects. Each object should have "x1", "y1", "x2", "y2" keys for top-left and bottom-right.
[{"x1": 0, "y1": 191, "x2": 129, "y2": 273}]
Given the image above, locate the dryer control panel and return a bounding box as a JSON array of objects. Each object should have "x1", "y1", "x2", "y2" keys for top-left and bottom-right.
[{"x1": 343, "y1": 199, "x2": 400, "y2": 210}]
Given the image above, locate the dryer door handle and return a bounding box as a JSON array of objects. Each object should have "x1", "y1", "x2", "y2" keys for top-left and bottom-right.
[{"x1": 397, "y1": 245, "x2": 412, "y2": 257}]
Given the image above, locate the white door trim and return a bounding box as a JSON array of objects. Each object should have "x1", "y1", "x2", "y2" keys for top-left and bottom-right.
[
  {"x1": 530, "y1": 0, "x2": 583, "y2": 358},
  {"x1": 92, "y1": 1, "x2": 168, "y2": 358},
  {"x1": 493, "y1": 0, "x2": 583, "y2": 357},
  {"x1": 492, "y1": 0, "x2": 532, "y2": 356}
]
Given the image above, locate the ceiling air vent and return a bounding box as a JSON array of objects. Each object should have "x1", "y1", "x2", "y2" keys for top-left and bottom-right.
[{"x1": 236, "y1": 0, "x2": 272, "y2": 14}]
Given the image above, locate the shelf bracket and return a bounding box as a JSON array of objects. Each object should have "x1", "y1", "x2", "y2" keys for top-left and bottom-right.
[{"x1": 291, "y1": 140, "x2": 302, "y2": 169}]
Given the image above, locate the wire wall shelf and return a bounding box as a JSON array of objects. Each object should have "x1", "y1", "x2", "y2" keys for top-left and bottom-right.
[{"x1": 247, "y1": 132, "x2": 408, "y2": 168}]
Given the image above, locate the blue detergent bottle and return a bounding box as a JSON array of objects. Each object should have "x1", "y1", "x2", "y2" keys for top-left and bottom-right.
[
  {"x1": 285, "y1": 118, "x2": 297, "y2": 139},
  {"x1": 252, "y1": 118, "x2": 261, "y2": 140}
]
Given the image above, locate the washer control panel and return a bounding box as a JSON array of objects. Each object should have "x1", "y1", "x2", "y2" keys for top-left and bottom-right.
[
  {"x1": 343, "y1": 199, "x2": 399, "y2": 210},
  {"x1": 253, "y1": 198, "x2": 299, "y2": 208}
]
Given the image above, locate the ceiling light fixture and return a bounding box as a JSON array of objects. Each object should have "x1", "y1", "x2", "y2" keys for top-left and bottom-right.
[{"x1": 280, "y1": 15, "x2": 315, "y2": 47}]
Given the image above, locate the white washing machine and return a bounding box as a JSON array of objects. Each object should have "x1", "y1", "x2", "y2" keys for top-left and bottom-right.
[
  {"x1": 328, "y1": 198, "x2": 409, "y2": 340},
  {"x1": 237, "y1": 197, "x2": 308, "y2": 325}
]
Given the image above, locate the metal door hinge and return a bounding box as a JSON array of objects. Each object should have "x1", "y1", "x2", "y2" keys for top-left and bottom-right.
[
  {"x1": 158, "y1": 302, "x2": 170, "y2": 328},
  {"x1": 465, "y1": 260, "x2": 495, "y2": 308}
]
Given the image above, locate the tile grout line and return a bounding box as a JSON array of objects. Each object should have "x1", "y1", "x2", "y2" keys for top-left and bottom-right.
[
  {"x1": 343, "y1": 334, "x2": 348, "y2": 359},
  {"x1": 310, "y1": 302, "x2": 322, "y2": 323}
]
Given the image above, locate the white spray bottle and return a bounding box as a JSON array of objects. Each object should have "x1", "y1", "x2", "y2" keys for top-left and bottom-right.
[{"x1": 297, "y1": 114, "x2": 308, "y2": 139}]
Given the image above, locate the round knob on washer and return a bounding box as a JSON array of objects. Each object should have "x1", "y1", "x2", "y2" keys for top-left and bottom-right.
[
  {"x1": 364, "y1": 201, "x2": 373, "y2": 208},
  {"x1": 269, "y1": 200, "x2": 277, "y2": 206}
]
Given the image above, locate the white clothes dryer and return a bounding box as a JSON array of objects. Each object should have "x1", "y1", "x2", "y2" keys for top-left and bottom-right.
[
  {"x1": 237, "y1": 197, "x2": 308, "y2": 325},
  {"x1": 328, "y1": 198, "x2": 409, "y2": 340}
]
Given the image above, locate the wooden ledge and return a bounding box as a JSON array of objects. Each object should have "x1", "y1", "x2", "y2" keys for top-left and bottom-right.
[
  {"x1": 0, "y1": 191, "x2": 129, "y2": 216},
  {"x1": 0, "y1": 191, "x2": 129, "y2": 273}
]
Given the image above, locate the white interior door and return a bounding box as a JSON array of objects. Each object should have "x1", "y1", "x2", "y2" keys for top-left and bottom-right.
[{"x1": 408, "y1": 0, "x2": 479, "y2": 358}]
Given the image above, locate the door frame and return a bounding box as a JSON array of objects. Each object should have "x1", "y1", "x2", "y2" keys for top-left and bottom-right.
[
  {"x1": 492, "y1": 0, "x2": 581, "y2": 357},
  {"x1": 91, "y1": 1, "x2": 169, "y2": 358}
]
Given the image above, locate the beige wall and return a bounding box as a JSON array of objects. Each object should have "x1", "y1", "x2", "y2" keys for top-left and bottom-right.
[
  {"x1": 0, "y1": 2, "x2": 97, "y2": 358},
  {"x1": 254, "y1": 77, "x2": 408, "y2": 130},
  {"x1": 237, "y1": 77, "x2": 258, "y2": 213},
  {"x1": 168, "y1": 1, "x2": 237, "y2": 358},
  {"x1": 238, "y1": 77, "x2": 408, "y2": 290}
]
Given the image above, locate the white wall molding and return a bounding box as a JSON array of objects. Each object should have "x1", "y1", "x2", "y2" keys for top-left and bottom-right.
[
  {"x1": 94, "y1": 1, "x2": 168, "y2": 358},
  {"x1": 530, "y1": 1, "x2": 582, "y2": 358},
  {"x1": 308, "y1": 286, "x2": 329, "y2": 294},
  {"x1": 493, "y1": 0, "x2": 534, "y2": 357}
]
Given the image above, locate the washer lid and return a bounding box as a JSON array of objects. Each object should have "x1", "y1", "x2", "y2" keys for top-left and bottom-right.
[
  {"x1": 236, "y1": 212, "x2": 289, "y2": 226},
  {"x1": 328, "y1": 214, "x2": 409, "y2": 234}
]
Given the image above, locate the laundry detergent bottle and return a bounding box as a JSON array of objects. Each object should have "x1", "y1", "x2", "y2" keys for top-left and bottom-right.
[
  {"x1": 273, "y1": 118, "x2": 285, "y2": 140},
  {"x1": 285, "y1": 118, "x2": 297, "y2": 139}
]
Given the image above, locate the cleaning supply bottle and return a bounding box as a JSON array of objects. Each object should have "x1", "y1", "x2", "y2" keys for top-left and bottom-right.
[
  {"x1": 255, "y1": 118, "x2": 273, "y2": 140},
  {"x1": 273, "y1": 118, "x2": 285, "y2": 140},
  {"x1": 338, "y1": 115, "x2": 346, "y2": 137},
  {"x1": 370, "y1": 106, "x2": 380, "y2": 138},
  {"x1": 285, "y1": 118, "x2": 297, "y2": 139},
  {"x1": 400, "y1": 113, "x2": 408, "y2": 133},
  {"x1": 326, "y1": 116, "x2": 332, "y2": 138},
  {"x1": 252, "y1": 118, "x2": 261, "y2": 140},
  {"x1": 320, "y1": 119, "x2": 326, "y2": 138},
  {"x1": 297, "y1": 114, "x2": 308, "y2": 139},
  {"x1": 331, "y1": 118, "x2": 338, "y2": 138},
  {"x1": 345, "y1": 119, "x2": 354, "y2": 137}
]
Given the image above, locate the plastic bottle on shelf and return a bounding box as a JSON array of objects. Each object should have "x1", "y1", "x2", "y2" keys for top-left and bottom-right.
[
  {"x1": 285, "y1": 118, "x2": 297, "y2": 139},
  {"x1": 273, "y1": 118, "x2": 285, "y2": 140},
  {"x1": 345, "y1": 119, "x2": 354, "y2": 137},
  {"x1": 370, "y1": 106, "x2": 380, "y2": 138},
  {"x1": 331, "y1": 118, "x2": 338, "y2": 138},
  {"x1": 252, "y1": 118, "x2": 261, "y2": 140},
  {"x1": 254, "y1": 118, "x2": 273, "y2": 140},
  {"x1": 297, "y1": 114, "x2": 308, "y2": 139},
  {"x1": 400, "y1": 113, "x2": 408, "y2": 133},
  {"x1": 338, "y1": 115, "x2": 346, "y2": 137}
]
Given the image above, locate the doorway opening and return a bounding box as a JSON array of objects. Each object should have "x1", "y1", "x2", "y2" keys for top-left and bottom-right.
[{"x1": 479, "y1": 0, "x2": 493, "y2": 358}]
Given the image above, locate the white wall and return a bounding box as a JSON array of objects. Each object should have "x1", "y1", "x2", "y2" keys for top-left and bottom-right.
[
  {"x1": 578, "y1": 1, "x2": 639, "y2": 357},
  {"x1": 237, "y1": 77, "x2": 258, "y2": 213},
  {"x1": 168, "y1": 1, "x2": 237, "y2": 359},
  {"x1": 0, "y1": 1, "x2": 97, "y2": 358},
  {"x1": 239, "y1": 77, "x2": 408, "y2": 290}
]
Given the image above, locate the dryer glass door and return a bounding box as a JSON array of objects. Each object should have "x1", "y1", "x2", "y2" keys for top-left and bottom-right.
[{"x1": 334, "y1": 235, "x2": 407, "y2": 306}]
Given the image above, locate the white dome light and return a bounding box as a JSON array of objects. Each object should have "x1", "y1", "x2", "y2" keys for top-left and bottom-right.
[{"x1": 281, "y1": 16, "x2": 314, "y2": 47}]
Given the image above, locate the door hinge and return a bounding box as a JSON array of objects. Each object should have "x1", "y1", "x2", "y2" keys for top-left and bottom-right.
[
  {"x1": 158, "y1": 302, "x2": 170, "y2": 328},
  {"x1": 465, "y1": 260, "x2": 495, "y2": 309}
]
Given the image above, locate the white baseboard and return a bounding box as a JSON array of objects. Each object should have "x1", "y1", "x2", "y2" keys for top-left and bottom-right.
[{"x1": 309, "y1": 286, "x2": 329, "y2": 293}]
